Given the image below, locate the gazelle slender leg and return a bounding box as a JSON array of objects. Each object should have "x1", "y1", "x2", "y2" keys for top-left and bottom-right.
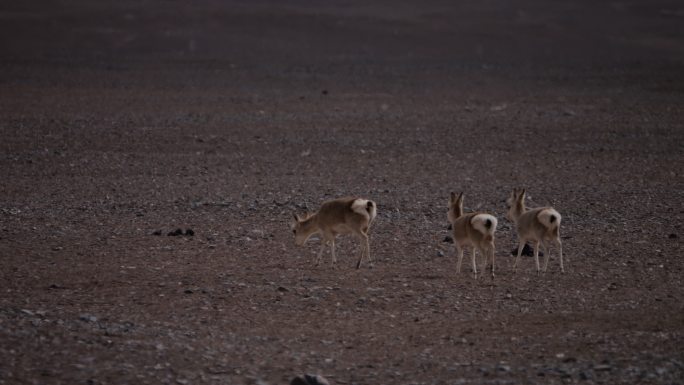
[
  {"x1": 514, "y1": 241, "x2": 525, "y2": 272},
  {"x1": 456, "y1": 244, "x2": 464, "y2": 274},
  {"x1": 356, "y1": 233, "x2": 369, "y2": 269},
  {"x1": 478, "y1": 247, "x2": 487, "y2": 275},
  {"x1": 316, "y1": 241, "x2": 326, "y2": 266},
  {"x1": 365, "y1": 234, "x2": 372, "y2": 263},
  {"x1": 534, "y1": 241, "x2": 541, "y2": 273},
  {"x1": 330, "y1": 238, "x2": 337, "y2": 268},
  {"x1": 360, "y1": 231, "x2": 371, "y2": 263},
  {"x1": 557, "y1": 238, "x2": 564, "y2": 273},
  {"x1": 471, "y1": 248, "x2": 478, "y2": 275},
  {"x1": 489, "y1": 242, "x2": 496, "y2": 277},
  {"x1": 542, "y1": 242, "x2": 551, "y2": 272}
]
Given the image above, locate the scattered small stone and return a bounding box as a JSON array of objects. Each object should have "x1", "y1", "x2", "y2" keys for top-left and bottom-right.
[
  {"x1": 593, "y1": 364, "x2": 612, "y2": 371},
  {"x1": 607, "y1": 282, "x2": 618, "y2": 290},
  {"x1": 52, "y1": 246, "x2": 63, "y2": 251},
  {"x1": 79, "y1": 314, "x2": 98, "y2": 323},
  {"x1": 152, "y1": 230, "x2": 162, "y2": 236},
  {"x1": 321, "y1": 90, "x2": 328, "y2": 95},
  {"x1": 443, "y1": 236, "x2": 454, "y2": 243},
  {"x1": 185, "y1": 228, "x2": 194, "y2": 236},
  {"x1": 277, "y1": 286, "x2": 289, "y2": 292},
  {"x1": 168, "y1": 228, "x2": 183, "y2": 236},
  {"x1": 669, "y1": 233, "x2": 677, "y2": 239},
  {"x1": 184, "y1": 289, "x2": 194, "y2": 294},
  {"x1": 437, "y1": 250, "x2": 445, "y2": 257}
]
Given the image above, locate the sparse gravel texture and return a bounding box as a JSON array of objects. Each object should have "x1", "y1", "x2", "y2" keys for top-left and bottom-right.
[{"x1": 1, "y1": 1, "x2": 683, "y2": 384}]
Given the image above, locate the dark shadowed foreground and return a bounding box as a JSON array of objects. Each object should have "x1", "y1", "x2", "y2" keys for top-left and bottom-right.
[{"x1": 1, "y1": 1, "x2": 683, "y2": 384}]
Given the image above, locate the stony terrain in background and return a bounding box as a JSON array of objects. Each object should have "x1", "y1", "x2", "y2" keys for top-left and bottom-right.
[{"x1": 1, "y1": 1, "x2": 683, "y2": 384}]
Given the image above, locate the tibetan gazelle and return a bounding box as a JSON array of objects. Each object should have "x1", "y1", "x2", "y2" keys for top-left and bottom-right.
[
  {"x1": 447, "y1": 192, "x2": 498, "y2": 276},
  {"x1": 506, "y1": 189, "x2": 564, "y2": 273},
  {"x1": 292, "y1": 197, "x2": 377, "y2": 269}
]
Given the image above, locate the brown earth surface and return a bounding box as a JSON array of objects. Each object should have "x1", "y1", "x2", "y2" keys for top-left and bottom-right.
[{"x1": 1, "y1": 1, "x2": 683, "y2": 384}]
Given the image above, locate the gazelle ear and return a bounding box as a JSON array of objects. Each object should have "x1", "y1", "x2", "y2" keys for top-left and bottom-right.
[
  {"x1": 293, "y1": 212, "x2": 300, "y2": 221},
  {"x1": 519, "y1": 189, "x2": 527, "y2": 201},
  {"x1": 458, "y1": 192, "x2": 464, "y2": 201},
  {"x1": 450, "y1": 191, "x2": 456, "y2": 203}
]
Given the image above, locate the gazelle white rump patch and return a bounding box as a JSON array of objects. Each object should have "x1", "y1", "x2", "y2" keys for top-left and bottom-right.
[
  {"x1": 537, "y1": 208, "x2": 561, "y2": 228},
  {"x1": 471, "y1": 214, "x2": 498, "y2": 235},
  {"x1": 351, "y1": 198, "x2": 377, "y2": 221}
]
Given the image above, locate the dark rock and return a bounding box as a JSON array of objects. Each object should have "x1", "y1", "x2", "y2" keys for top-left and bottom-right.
[
  {"x1": 443, "y1": 236, "x2": 454, "y2": 243},
  {"x1": 510, "y1": 243, "x2": 543, "y2": 257},
  {"x1": 277, "y1": 286, "x2": 289, "y2": 292},
  {"x1": 168, "y1": 228, "x2": 183, "y2": 236},
  {"x1": 321, "y1": 90, "x2": 328, "y2": 95},
  {"x1": 291, "y1": 374, "x2": 330, "y2": 385},
  {"x1": 185, "y1": 228, "x2": 194, "y2": 236},
  {"x1": 669, "y1": 233, "x2": 677, "y2": 239},
  {"x1": 184, "y1": 289, "x2": 194, "y2": 294},
  {"x1": 152, "y1": 230, "x2": 162, "y2": 236}
]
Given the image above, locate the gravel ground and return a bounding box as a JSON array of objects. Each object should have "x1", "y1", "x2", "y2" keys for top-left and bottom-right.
[{"x1": 1, "y1": 1, "x2": 683, "y2": 384}]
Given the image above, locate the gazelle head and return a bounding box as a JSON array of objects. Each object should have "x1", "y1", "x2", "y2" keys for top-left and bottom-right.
[
  {"x1": 506, "y1": 188, "x2": 526, "y2": 222},
  {"x1": 291, "y1": 212, "x2": 317, "y2": 246},
  {"x1": 447, "y1": 191, "x2": 464, "y2": 223}
]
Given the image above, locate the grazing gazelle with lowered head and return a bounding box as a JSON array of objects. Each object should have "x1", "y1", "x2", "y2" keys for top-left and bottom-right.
[
  {"x1": 291, "y1": 197, "x2": 377, "y2": 269},
  {"x1": 447, "y1": 192, "x2": 498, "y2": 277},
  {"x1": 506, "y1": 189, "x2": 564, "y2": 273}
]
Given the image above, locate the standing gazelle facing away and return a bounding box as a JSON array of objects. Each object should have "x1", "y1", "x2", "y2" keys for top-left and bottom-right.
[
  {"x1": 447, "y1": 192, "x2": 498, "y2": 276},
  {"x1": 291, "y1": 197, "x2": 377, "y2": 269},
  {"x1": 506, "y1": 189, "x2": 564, "y2": 273}
]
